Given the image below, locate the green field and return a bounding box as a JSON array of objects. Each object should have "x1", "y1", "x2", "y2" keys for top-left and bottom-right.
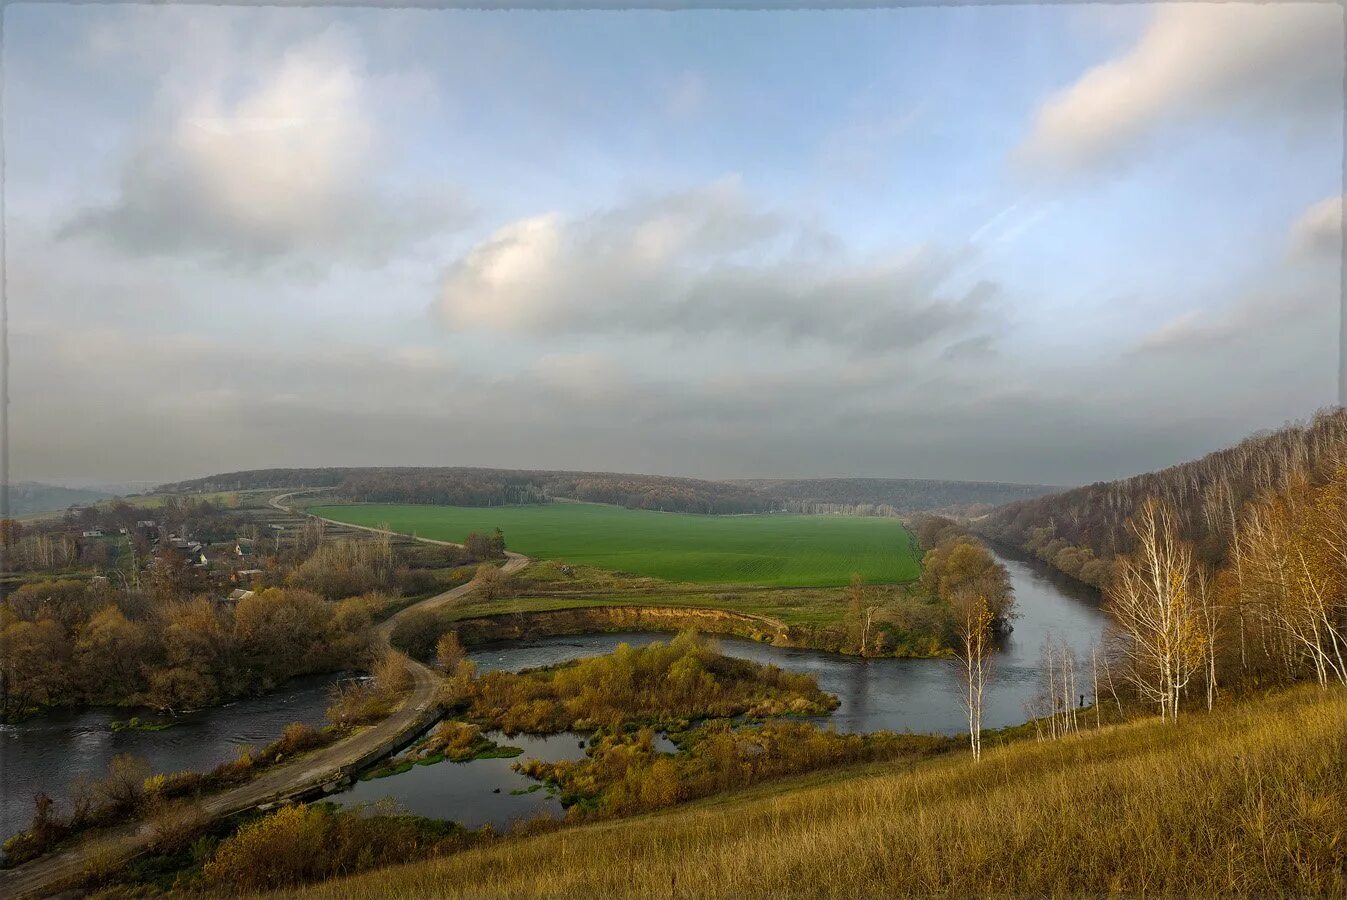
[{"x1": 306, "y1": 502, "x2": 920, "y2": 587}]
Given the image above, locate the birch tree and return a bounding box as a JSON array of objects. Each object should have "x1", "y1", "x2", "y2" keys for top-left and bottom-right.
[
  {"x1": 952, "y1": 592, "x2": 994, "y2": 760},
  {"x1": 1105, "y1": 499, "x2": 1204, "y2": 722}
]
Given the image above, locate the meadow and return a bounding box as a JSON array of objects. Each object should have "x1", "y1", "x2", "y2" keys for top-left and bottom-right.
[
  {"x1": 279, "y1": 685, "x2": 1347, "y2": 899},
  {"x1": 305, "y1": 502, "x2": 920, "y2": 587}
]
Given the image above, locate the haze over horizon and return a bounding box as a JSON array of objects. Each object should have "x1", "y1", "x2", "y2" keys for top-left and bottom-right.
[{"x1": 8, "y1": 3, "x2": 1343, "y2": 487}]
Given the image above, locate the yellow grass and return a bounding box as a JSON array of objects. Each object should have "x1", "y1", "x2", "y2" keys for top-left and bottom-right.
[{"x1": 279, "y1": 686, "x2": 1347, "y2": 898}]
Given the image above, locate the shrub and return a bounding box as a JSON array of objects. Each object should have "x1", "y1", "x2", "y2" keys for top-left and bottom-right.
[
  {"x1": 390, "y1": 609, "x2": 443, "y2": 660},
  {"x1": 327, "y1": 680, "x2": 393, "y2": 728},
  {"x1": 146, "y1": 798, "x2": 211, "y2": 854},
  {"x1": 200, "y1": 804, "x2": 473, "y2": 891}
]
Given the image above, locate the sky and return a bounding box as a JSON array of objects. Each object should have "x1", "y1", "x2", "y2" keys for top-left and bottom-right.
[{"x1": 5, "y1": 2, "x2": 1344, "y2": 487}]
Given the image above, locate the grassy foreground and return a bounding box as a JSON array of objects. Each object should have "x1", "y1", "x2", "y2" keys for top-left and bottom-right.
[
  {"x1": 306, "y1": 502, "x2": 920, "y2": 587},
  {"x1": 279, "y1": 686, "x2": 1346, "y2": 898}
]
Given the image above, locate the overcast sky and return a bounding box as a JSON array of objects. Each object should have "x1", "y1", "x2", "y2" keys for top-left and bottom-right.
[{"x1": 6, "y1": 3, "x2": 1343, "y2": 487}]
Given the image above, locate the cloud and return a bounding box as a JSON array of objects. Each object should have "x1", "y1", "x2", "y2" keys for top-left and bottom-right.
[
  {"x1": 61, "y1": 29, "x2": 468, "y2": 267},
  {"x1": 1019, "y1": 4, "x2": 1341, "y2": 173},
  {"x1": 436, "y1": 180, "x2": 997, "y2": 355},
  {"x1": 1290, "y1": 194, "x2": 1343, "y2": 260},
  {"x1": 1134, "y1": 286, "x2": 1324, "y2": 356}
]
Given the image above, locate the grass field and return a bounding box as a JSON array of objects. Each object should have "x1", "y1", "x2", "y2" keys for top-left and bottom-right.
[
  {"x1": 306, "y1": 502, "x2": 920, "y2": 587},
  {"x1": 280, "y1": 685, "x2": 1347, "y2": 899}
]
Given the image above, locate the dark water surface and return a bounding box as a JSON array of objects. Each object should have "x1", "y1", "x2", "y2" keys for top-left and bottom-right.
[
  {"x1": 0, "y1": 674, "x2": 341, "y2": 842},
  {"x1": 2, "y1": 548, "x2": 1104, "y2": 838}
]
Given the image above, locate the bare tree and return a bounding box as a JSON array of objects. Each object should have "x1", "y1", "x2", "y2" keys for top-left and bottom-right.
[
  {"x1": 952, "y1": 592, "x2": 994, "y2": 760},
  {"x1": 862, "y1": 604, "x2": 881, "y2": 657},
  {"x1": 1105, "y1": 499, "x2": 1203, "y2": 722},
  {"x1": 1193, "y1": 566, "x2": 1222, "y2": 710}
]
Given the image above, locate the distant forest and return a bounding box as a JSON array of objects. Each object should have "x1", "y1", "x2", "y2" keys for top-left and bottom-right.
[
  {"x1": 158, "y1": 469, "x2": 1057, "y2": 517},
  {"x1": 737, "y1": 478, "x2": 1058, "y2": 517},
  {"x1": 975, "y1": 409, "x2": 1347, "y2": 587},
  {"x1": 9, "y1": 482, "x2": 112, "y2": 516},
  {"x1": 158, "y1": 468, "x2": 773, "y2": 514}
]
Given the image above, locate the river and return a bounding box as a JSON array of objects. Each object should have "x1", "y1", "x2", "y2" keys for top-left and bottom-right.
[{"x1": 0, "y1": 548, "x2": 1105, "y2": 841}]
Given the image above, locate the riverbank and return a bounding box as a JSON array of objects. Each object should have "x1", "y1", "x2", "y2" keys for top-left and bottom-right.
[
  {"x1": 278, "y1": 684, "x2": 1347, "y2": 899},
  {"x1": 437, "y1": 604, "x2": 947, "y2": 658}
]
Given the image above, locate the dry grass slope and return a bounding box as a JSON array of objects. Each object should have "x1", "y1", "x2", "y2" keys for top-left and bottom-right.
[{"x1": 278, "y1": 686, "x2": 1346, "y2": 899}]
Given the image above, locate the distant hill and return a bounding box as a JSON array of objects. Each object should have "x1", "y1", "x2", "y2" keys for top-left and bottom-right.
[
  {"x1": 975, "y1": 408, "x2": 1347, "y2": 587},
  {"x1": 157, "y1": 467, "x2": 776, "y2": 515},
  {"x1": 7, "y1": 481, "x2": 113, "y2": 516},
  {"x1": 735, "y1": 477, "x2": 1061, "y2": 517},
  {"x1": 159, "y1": 467, "x2": 1061, "y2": 518}
]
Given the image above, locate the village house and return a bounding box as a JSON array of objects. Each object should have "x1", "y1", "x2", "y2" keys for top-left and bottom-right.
[{"x1": 222, "y1": 588, "x2": 254, "y2": 606}]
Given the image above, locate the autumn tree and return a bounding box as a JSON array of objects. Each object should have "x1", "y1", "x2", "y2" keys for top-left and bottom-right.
[
  {"x1": 920, "y1": 534, "x2": 1014, "y2": 629},
  {"x1": 0, "y1": 618, "x2": 72, "y2": 718},
  {"x1": 74, "y1": 606, "x2": 152, "y2": 702},
  {"x1": 473, "y1": 563, "x2": 512, "y2": 601},
  {"x1": 1236, "y1": 471, "x2": 1347, "y2": 686},
  {"x1": 436, "y1": 630, "x2": 467, "y2": 671},
  {"x1": 1105, "y1": 499, "x2": 1204, "y2": 722}
]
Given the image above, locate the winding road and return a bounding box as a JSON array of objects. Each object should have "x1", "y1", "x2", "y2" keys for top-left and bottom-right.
[{"x1": 0, "y1": 491, "x2": 529, "y2": 899}]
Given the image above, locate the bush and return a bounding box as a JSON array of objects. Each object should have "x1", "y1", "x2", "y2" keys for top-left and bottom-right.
[
  {"x1": 146, "y1": 798, "x2": 211, "y2": 853},
  {"x1": 200, "y1": 804, "x2": 473, "y2": 891},
  {"x1": 390, "y1": 609, "x2": 443, "y2": 660},
  {"x1": 327, "y1": 681, "x2": 394, "y2": 728}
]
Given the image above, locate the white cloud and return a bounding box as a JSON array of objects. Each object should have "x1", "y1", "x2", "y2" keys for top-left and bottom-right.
[
  {"x1": 436, "y1": 180, "x2": 996, "y2": 355},
  {"x1": 61, "y1": 28, "x2": 467, "y2": 267},
  {"x1": 1290, "y1": 194, "x2": 1343, "y2": 260},
  {"x1": 1019, "y1": 4, "x2": 1341, "y2": 172}
]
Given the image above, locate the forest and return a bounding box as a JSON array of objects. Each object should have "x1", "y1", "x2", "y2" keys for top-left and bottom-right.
[
  {"x1": 157, "y1": 467, "x2": 1056, "y2": 516},
  {"x1": 976, "y1": 408, "x2": 1347, "y2": 586},
  {"x1": 738, "y1": 477, "x2": 1057, "y2": 516},
  {"x1": 971, "y1": 409, "x2": 1347, "y2": 721},
  {"x1": 159, "y1": 467, "x2": 772, "y2": 514},
  {"x1": 0, "y1": 580, "x2": 375, "y2": 717}
]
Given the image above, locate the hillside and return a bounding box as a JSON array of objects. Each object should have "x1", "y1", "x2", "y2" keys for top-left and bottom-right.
[
  {"x1": 737, "y1": 476, "x2": 1059, "y2": 516},
  {"x1": 158, "y1": 467, "x2": 773, "y2": 514},
  {"x1": 160, "y1": 468, "x2": 1060, "y2": 518},
  {"x1": 7, "y1": 481, "x2": 112, "y2": 516},
  {"x1": 975, "y1": 408, "x2": 1347, "y2": 586},
  {"x1": 279, "y1": 685, "x2": 1346, "y2": 898}
]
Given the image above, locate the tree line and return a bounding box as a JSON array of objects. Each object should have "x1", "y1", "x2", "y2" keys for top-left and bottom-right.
[
  {"x1": 741, "y1": 477, "x2": 1058, "y2": 517},
  {"x1": 159, "y1": 466, "x2": 780, "y2": 514},
  {"x1": 975, "y1": 408, "x2": 1347, "y2": 587},
  {"x1": 0, "y1": 581, "x2": 375, "y2": 718}
]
